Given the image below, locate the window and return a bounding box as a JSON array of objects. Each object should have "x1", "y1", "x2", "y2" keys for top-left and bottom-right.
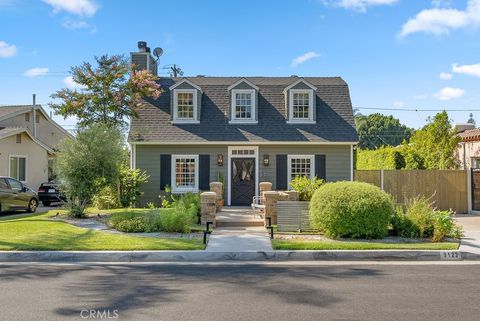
[
  {"x1": 472, "y1": 158, "x2": 480, "y2": 169},
  {"x1": 173, "y1": 89, "x2": 198, "y2": 123},
  {"x1": 288, "y1": 89, "x2": 314, "y2": 123},
  {"x1": 230, "y1": 89, "x2": 256, "y2": 123},
  {"x1": 171, "y1": 155, "x2": 199, "y2": 192},
  {"x1": 16, "y1": 134, "x2": 21, "y2": 144},
  {"x1": 6, "y1": 178, "x2": 23, "y2": 191},
  {"x1": 287, "y1": 155, "x2": 314, "y2": 186},
  {"x1": 36, "y1": 114, "x2": 39, "y2": 123},
  {"x1": 25, "y1": 113, "x2": 30, "y2": 122},
  {"x1": 9, "y1": 156, "x2": 27, "y2": 182},
  {"x1": 0, "y1": 178, "x2": 8, "y2": 190}
]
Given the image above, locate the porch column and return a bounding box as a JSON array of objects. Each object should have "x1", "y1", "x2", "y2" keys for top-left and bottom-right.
[
  {"x1": 200, "y1": 192, "x2": 217, "y2": 226},
  {"x1": 264, "y1": 191, "x2": 279, "y2": 225}
]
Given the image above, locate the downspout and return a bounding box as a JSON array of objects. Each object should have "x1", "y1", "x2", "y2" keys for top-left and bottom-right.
[
  {"x1": 32, "y1": 94, "x2": 37, "y2": 138},
  {"x1": 463, "y1": 142, "x2": 466, "y2": 169}
]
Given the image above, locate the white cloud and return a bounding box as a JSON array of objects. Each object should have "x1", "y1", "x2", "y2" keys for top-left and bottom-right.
[
  {"x1": 452, "y1": 62, "x2": 480, "y2": 77},
  {"x1": 0, "y1": 41, "x2": 17, "y2": 58},
  {"x1": 433, "y1": 87, "x2": 465, "y2": 100},
  {"x1": 291, "y1": 51, "x2": 321, "y2": 67},
  {"x1": 432, "y1": 0, "x2": 453, "y2": 8},
  {"x1": 42, "y1": 0, "x2": 98, "y2": 17},
  {"x1": 24, "y1": 67, "x2": 49, "y2": 77},
  {"x1": 322, "y1": 0, "x2": 398, "y2": 12},
  {"x1": 62, "y1": 17, "x2": 97, "y2": 32},
  {"x1": 439, "y1": 72, "x2": 453, "y2": 80},
  {"x1": 63, "y1": 76, "x2": 86, "y2": 90},
  {"x1": 399, "y1": 0, "x2": 480, "y2": 38},
  {"x1": 393, "y1": 101, "x2": 405, "y2": 107}
]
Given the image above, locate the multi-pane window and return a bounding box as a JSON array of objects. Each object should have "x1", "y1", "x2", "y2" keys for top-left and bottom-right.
[
  {"x1": 172, "y1": 155, "x2": 198, "y2": 192},
  {"x1": 230, "y1": 89, "x2": 256, "y2": 123},
  {"x1": 288, "y1": 155, "x2": 314, "y2": 185},
  {"x1": 292, "y1": 92, "x2": 310, "y2": 119},
  {"x1": 235, "y1": 92, "x2": 252, "y2": 119},
  {"x1": 177, "y1": 92, "x2": 194, "y2": 119},
  {"x1": 9, "y1": 156, "x2": 27, "y2": 182}
]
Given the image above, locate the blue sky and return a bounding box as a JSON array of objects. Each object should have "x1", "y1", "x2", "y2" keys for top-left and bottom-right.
[{"x1": 1, "y1": 0, "x2": 480, "y2": 130}]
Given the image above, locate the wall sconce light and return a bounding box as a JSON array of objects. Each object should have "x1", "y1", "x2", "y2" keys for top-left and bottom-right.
[
  {"x1": 263, "y1": 154, "x2": 269, "y2": 166},
  {"x1": 217, "y1": 154, "x2": 224, "y2": 166}
]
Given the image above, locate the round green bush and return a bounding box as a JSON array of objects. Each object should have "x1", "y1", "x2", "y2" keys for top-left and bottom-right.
[{"x1": 310, "y1": 181, "x2": 394, "y2": 239}]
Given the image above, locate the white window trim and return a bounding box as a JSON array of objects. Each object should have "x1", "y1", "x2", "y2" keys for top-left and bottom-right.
[
  {"x1": 229, "y1": 89, "x2": 257, "y2": 124},
  {"x1": 287, "y1": 89, "x2": 315, "y2": 124},
  {"x1": 227, "y1": 146, "x2": 259, "y2": 206},
  {"x1": 287, "y1": 154, "x2": 315, "y2": 188},
  {"x1": 171, "y1": 154, "x2": 199, "y2": 193},
  {"x1": 8, "y1": 154, "x2": 28, "y2": 183},
  {"x1": 172, "y1": 89, "x2": 199, "y2": 124}
]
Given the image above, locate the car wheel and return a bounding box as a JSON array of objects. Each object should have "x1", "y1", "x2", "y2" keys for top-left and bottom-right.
[
  {"x1": 27, "y1": 198, "x2": 38, "y2": 213},
  {"x1": 42, "y1": 201, "x2": 51, "y2": 207}
]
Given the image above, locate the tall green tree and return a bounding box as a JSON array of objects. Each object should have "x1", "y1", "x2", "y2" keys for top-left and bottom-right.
[
  {"x1": 50, "y1": 55, "x2": 162, "y2": 129},
  {"x1": 355, "y1": 113, "x2": 413, "y2": 149},
  {"x1": 407, "y1": 111, "x2": 460, "y2": 169},
  {"x1": 56, "y1": 124, "x2": 125, "y2": 217}
]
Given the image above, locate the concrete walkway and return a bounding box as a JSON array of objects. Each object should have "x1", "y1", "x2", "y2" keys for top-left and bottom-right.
[
  {"x1": 206, "y1": 227, "x2": 273, "y2": 252},
  {"x1": 456, "y1": 214, "x2": 480, "y2": 254}
]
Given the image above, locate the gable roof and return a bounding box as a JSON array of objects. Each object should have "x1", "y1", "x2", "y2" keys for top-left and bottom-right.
[
  {"x1": 283, "y1": 78, "x2": 317, "y2": 92},
  {"x1": 0, "y1": 104, "x2": 72, "y2": 139},
  {"x1": 458, "y1": 128, "x2": 480, "y2": 142},
  {"x1": 227, "y1": 78, "x2": 259, "y2": 91},
  {"x1": 129, "y1": 76, "x2": 358, "y2": 143},
  {"x1": 169, "y1": 78, "x2": 203, "y2": 92},
  {"x1": 0, "y1": 127, "x2": 54, "y2": 153}
]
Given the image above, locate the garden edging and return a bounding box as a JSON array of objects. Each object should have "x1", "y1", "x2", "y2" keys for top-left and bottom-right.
[{"x1": 0, "y1": 249, "x2": 478, "y2": 262}]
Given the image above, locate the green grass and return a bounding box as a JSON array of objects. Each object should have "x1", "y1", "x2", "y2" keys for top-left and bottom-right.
[
  {"x1": 0, "y1": 210, "x2": 204, "y2": 251},
  {"x1": 272, "y1": 239, "x2": 460, "y2": 250}
]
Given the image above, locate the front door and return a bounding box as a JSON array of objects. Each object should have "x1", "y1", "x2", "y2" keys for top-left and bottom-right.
[
  {"x1": 231, "y1": 158, "x2": 255, "y2": 206},
  {"x1": 472, "y1": 169, "x2": 480, "y2": 211}
]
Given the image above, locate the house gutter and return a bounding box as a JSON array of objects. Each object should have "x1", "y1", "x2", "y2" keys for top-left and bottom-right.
[{"x1": 32, "y1": 94, "x2": 37, "y2": 138}]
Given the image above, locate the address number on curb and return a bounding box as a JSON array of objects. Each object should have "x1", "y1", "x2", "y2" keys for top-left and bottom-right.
[{"x1": 440, "y1": 251, "x2": 462, "y2": 260}]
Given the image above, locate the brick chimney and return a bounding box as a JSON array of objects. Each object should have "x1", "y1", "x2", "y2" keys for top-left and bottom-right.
[{"x1": 130, "y1": 41, "x2": 158, "y2": 76}]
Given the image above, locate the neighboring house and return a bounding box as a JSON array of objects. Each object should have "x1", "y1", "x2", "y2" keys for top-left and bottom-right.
[
  {"x1": 0, "y1": 105, "x2": 71, "y2": 190},
  {"x1": 128, "y1": 44, "x2": 358, "y2": 206},
  {"x1": 457, "y1": 124, "x2": 480, "y2": 170}
]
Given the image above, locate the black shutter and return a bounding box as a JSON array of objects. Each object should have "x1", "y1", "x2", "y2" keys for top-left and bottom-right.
[
  {"x1": 276, "y1": 154, "x2": 288, "y2": 190},
  {"x1": 199, "y1": 155, "x2": 210, "y2": 190},
  {"x1": 160, "y1": 154, "x2": 171, "y2": 190},
  {"x1": 315, "y1": 154, "x2": 326, "y2": 180}
]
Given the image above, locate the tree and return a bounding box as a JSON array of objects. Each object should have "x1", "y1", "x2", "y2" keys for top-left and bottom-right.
[
  {"x1": 56, "y1": 124, "x2": 125, "y2": 217},
  {"x1": 407, "y1": 111, "x2": 460, "y2": 169},
  {"x1": 355, "y1": 113, "x2": 413, "y2": 149},
  {"x1": 50, "y1": 55, "x2": 162, "y2": 129}
]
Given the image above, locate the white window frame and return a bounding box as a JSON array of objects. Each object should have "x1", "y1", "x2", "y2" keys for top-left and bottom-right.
[
  {"x1": 287, "y1": 89, "x2": 315, "y2": 124},
  {"x1": 287, "y1": 155, "x2": 315, "y2": 187},
  {"x1": 230, "y1": 89, "x2": 257, "y2": 124},
  {"x1": 8, "y1": 154, "x2": 28, "y2": 183},
  {"x1": 171, "y1": 154, "x2": 199, "y2": 193},
  {"x1": 172, "y1": 89, "x2": 199, "y2": 124}
]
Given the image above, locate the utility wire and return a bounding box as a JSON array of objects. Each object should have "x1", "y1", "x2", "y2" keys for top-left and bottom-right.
[{"x1": 355, "y1": 106, "x2": 480, "y2": 112}]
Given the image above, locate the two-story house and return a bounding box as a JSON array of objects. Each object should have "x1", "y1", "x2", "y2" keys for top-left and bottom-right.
[
  {"x1": 0, "y1": 103, "x2": 71, "y2": 190},
  {"x1": 128, "y1": 45, "x2": 358, "y2": 206}
]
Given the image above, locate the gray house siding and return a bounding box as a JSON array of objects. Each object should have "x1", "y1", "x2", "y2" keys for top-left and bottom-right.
[{"x1": 135, "y1": 144, "x2": 351, "y2": 206}]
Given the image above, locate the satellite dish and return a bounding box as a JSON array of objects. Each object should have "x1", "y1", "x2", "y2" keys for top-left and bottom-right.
[{"x1": 153, "y1": 47, "x2": 163, "y2": 58}]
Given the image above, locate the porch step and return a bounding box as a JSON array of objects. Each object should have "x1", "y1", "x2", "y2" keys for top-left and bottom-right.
[{"x1": 216, "y1": 220, "x2": 265, "y2": 228}]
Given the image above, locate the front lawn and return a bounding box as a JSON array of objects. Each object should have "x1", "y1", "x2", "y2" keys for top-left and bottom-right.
[
  {"x1": 272, "y1": 239, "x2": 460, "y2": 250},
  {"x1": 0, "y1": 211, "x2": 204, "y2": 251}
]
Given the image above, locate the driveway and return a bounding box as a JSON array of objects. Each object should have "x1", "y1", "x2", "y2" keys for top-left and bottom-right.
[{"x1": 456, "y1": 214, "x2": 480, "y2": 254}]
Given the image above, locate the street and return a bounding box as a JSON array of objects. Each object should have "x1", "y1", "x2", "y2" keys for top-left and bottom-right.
[{"x1": 1, "y1": 262, "x2": 480, "y2": 321}]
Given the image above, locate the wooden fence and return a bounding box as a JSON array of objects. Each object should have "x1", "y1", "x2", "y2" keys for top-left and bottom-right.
[{"x1": 354, "y1": 170, "x2": 469, "y2": 213}]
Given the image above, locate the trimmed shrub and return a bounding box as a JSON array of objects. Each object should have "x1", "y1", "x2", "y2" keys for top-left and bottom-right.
[
  {"x1": 159, "y1": 207, "x2": 191, "y2": 233},
  {"x1": 356, "y1": 146, "x2": 405, "y2": 170},
  {"x1": 289, "y1": 176, "x2": 325, "y2": 201},
  {"x1": 310, "y1": 181, "x2": 394, "y2": 239},
  {"x1": 113, "y1": 217, "x2": 146, "y2": 233}
]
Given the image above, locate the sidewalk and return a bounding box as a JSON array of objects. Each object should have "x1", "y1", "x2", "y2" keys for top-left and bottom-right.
[{"x1": 206, "y1": 227, "x2": 272, "y2": 252}]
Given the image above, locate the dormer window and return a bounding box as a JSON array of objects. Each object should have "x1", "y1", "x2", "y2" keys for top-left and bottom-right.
[
  {"x1": 284, "y1": 79, "x2": 317, "y2": 124},
  {"x1": 170, "y1": 79, "x2": 202, "y2": 124},
  {"x1": 230, "y1": 89, "x2": 257, "y2": 124},
  {"x1": 289, "y1": 89, "x2": 313, "y2": 122}
]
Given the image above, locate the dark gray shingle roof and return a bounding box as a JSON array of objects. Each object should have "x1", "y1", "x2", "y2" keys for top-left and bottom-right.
[{"x1": 129, "y1": 77, "x2": 358, "y2": 143}]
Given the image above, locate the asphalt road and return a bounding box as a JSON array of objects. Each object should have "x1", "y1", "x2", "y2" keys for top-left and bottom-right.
[{"x1": 1, "y1": 262, "x2": 480, "y2": 321}]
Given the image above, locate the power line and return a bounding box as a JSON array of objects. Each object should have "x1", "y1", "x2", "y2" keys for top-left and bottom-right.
[{"x1": 355, "y1": 106, "x2": 480, "y2": 112}]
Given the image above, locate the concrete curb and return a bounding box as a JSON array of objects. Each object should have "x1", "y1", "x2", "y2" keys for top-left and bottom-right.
[{"x1": 0, "y1": 250, "x2": 479, "y2": 262}]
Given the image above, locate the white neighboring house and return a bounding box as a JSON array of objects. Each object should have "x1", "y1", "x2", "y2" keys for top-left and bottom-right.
[{"x1": 0, "y1": 105, "x2": 71, "y2": 190}]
